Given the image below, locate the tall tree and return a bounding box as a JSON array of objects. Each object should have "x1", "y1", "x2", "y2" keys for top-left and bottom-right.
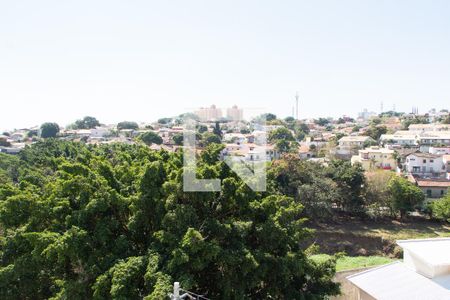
[
  {"x1": 40, "y1": 122, "x2": 60, "y2": 138},
  {"x1": 139, "y1": 131, "x2": 163, "y2": 145},
  {"x1": 388, "y1": 176, "x2": 424, "y2": 219}
]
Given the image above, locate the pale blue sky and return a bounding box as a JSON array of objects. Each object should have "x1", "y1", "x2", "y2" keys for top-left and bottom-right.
[{"x1": 1, "y1": 0, "x2": 450, "y2": 130}]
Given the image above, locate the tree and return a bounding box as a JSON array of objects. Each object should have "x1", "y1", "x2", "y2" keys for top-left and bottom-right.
[
  {"x1": 139, "y1": 131, "x2": 163, "y2": 145},
  {"x1": 213, "y1": 122, "x2": 222, "y2": 137},
  {"x1": 172, "y1": 133, "x2": 183, "y2": 145},
  {"x1": 269, "y1": 127, "x2": 298, "y2": 153},
  {"x1": 0, "y1": 141, "x2": 339, "y2": 299},
  {"x1": 201, "y1": 132, "x2": 221, "y2": 146},
  {"x1": 40, "y1": 122, "x2": 60, "y2": 138},
  {"x1": 364, "y1": 171, "x2": 395, "y2": 217},
  {"x1": 326, "y1": 160, "x2": 366, "y2": 214},
  {"x1": 388, "y1": 176, "x2": 425, "y2": 219},
  {"x1": 431, "y1": 194, "x2": 450, "y2": 222},
  {"x1": 0, "y1": 137, "x2": 11, "y2": 147},
  {"x1": 196, "y1": 124, "x2": 208, "y2": 133},
  {"x1": 284, "y1": 116, "x2": 295, "y2": 122},
  {"x1": 117, "y1": 121, "x2": 139, "y2": 130},
  {"x1": 314, "y1": 118, "x2": 330, "y2": 126},
  {"x1": 402, "y1": 116, "x2": 429, "y2": 130},
  {"x1": 441, "y1": 114, "x2": 450, "y2": 124},
  {"x1": 71, "y1": 116, "x2": 100, "y2": 129},
  {"x1": 254, "y1": 113, "x2": 277, "y2": 122},
  {"x1": 269, "y1": 127, "x2": 295, "y2": 142},
  {"x1": 364, "y1": 125, "x2": 387, "y2": 140},
  {"x1": 157, "y1": 118, "x2": 172, "y2": 125}
]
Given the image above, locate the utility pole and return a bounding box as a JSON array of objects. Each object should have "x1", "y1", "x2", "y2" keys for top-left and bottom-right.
[
  {"x1": 170, "y1": 282, "x2": 180, "y2": 300},
  {"x1": 169, "y1": 282, "x2": 209, "y2": 300},
  {"x1": 295, "y1": 92, "x2": 299, "y2": 121}
]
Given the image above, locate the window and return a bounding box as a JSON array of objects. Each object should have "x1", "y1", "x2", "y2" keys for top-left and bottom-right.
[
  {"x1": 423, "y1": 159, "x2": 426, "y2": 163},
  {"x1": 430, "y1": 159, "x2": 434, "y2": 163},
  {"x1": 441, "y1": 190, "x2": 445, "y2": 196},
  {"x1": 427, "y1": 189, "x2": 432, "y2": 197}
]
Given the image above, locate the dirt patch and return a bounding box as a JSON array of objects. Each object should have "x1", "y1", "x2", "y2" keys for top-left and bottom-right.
[{"x1": 305, "y1": 217, "x2": 449, "y2": 257}]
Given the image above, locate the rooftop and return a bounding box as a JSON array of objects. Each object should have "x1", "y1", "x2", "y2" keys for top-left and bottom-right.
[
  {"x1": 416, "y1": 180, "x2": 450, "y2": 188},
  {"x1": 348, "y1": 262, "x2": 450, "y2": 300},
  {"x1": 348, "y1": 238, "x2": 450, "y2": 299}
]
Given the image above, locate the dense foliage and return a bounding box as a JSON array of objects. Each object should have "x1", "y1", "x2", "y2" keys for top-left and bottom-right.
[
  {"x1": 40, "y1": 122, "x2": 60, "y2": 138},
  {"x1": 139, "y1": 132, "x2": 163, "y2": 145},
  {"x1": 430, "y1": 194, "x2": 450, "y2": 222},
  {"x1": 0, "y1": 141, "x2": 340, "y2": 299},
  {"x1": 117, "y1": 121, "x2": 139, "y2": 130},
  {"x1": 69, "y1": 116, "x2": 101, "y2": 130}
]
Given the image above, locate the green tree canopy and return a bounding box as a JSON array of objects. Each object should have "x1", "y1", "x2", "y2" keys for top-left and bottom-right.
[
  {"x1": 0, "y1": 140, "x2": 339, "y2": 299},
  {"x1": 388, "y1": 176, "x2": 425, "y2": 218},
  {"x1": 431, "y1": 193, "x2": 450, "y2": 222},
  {"x1": 71, "y1": 116, "x2": 101, "y2": 129},
  {"x1": 117, "y1": 121, "x2": 139, "y2": 130},
  {"x1": 40, "y1": 122, "x2": 60, "y2": 138},
  {"x1": 139, "y1": 131, "x2": 163, "y2": 145}
]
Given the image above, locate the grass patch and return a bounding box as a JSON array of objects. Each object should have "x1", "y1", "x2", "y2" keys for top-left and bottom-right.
[{"x1": 310, "y1": 254, "x2": 394, "y2": 272}]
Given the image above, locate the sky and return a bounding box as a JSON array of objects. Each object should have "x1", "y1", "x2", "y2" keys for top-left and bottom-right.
[{"x1": 1, "y1": 0, "x2": 450, "y2": 131}]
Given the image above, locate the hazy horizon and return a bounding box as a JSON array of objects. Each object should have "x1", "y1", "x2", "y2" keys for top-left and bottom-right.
[{"x1": 1, "y1": 0, "x2": 450, "y2": 131}]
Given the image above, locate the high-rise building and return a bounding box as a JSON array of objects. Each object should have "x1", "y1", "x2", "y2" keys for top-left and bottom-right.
[
  {"x1": 226, "y1": 105, "x2": 243, "y2": 121},
  {"x1": 195, "y1": 105, "x2": 223, "y2": 122}
]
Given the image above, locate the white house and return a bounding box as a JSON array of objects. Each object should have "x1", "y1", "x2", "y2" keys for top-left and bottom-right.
[
  {"x1": 348, "y1": 238, "x2": 450, "y2": 300},
  {"x1": 418, "y1": 132, "x2": 450, "y2": 152},
  {"x1": 408, "y1": 123, "x2": 450, "y2": 132},
  {"x1": 338, "y1": 136, "x2": 375, "y2": 148},
  {"x1": 380, "y1": 133, "x2": 418, "y2": 147},
  {"x1": 429, "y1": 147, "x2": 450, "y2": 155},
  {"x1": 336, "y1": 136, "x2": 375, "y2": 158},
  {"x1": 404, "y1": 153, "x2": 445, "y2": 176}
]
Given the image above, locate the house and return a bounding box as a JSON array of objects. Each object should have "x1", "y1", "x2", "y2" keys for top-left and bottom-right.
[
  {"x1": 415, "y1": 179, "x2": 450, "y2": 198},
  {"x1": 351, "y1": 146, "x2": 396, "y2": 171},
  {"x1": 336, "y1": 136, "x2": 375, "y2": 159},
  {"x1": 9, "y1": 132, "x2": 26, "y2": 142},
  {"x1": 222, "y1": 143, "x2": 279, "y2": 162},
  {"x1": 380, "y1": 133, "x2": 418, "y2": 146},
  {"x1": 418, "y1": 132, "x2": 450, "y2": 152},
  {"x1": 298, "y1": 144, "x2": 313, "y2": 159},
  {"x1": 408, "y1": 123, "x2": 450, "y2": 132},
  {"x1": 338, "y1": 136, "x2": 375, "y2": 148},
  {"x1": 348, "y1": 238, "x2": 450, "y2": 300},
  {"x1": 429, "y1": 147, "x2": 450, "y2": 155},
  {"x1": 404, "y1": 153, "x2": 445, "y2": 177},
  {"x1": 223, "y1": 133, "x2": 247, "y2": 144}
]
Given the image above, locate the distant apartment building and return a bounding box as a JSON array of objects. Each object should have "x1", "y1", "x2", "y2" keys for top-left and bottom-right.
[
  {"x1": 351, "y1": 146, "x2": 396, "y2": 171},
  {"x1": 357, "y1": 109, "x2": 377, "y2": 121},
  {"x1": 226, "y1": 105, "x2": 243, "y2": 121},
  {"x1": 195, "y1": 105, "x2": 223, "y2": 122}
]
